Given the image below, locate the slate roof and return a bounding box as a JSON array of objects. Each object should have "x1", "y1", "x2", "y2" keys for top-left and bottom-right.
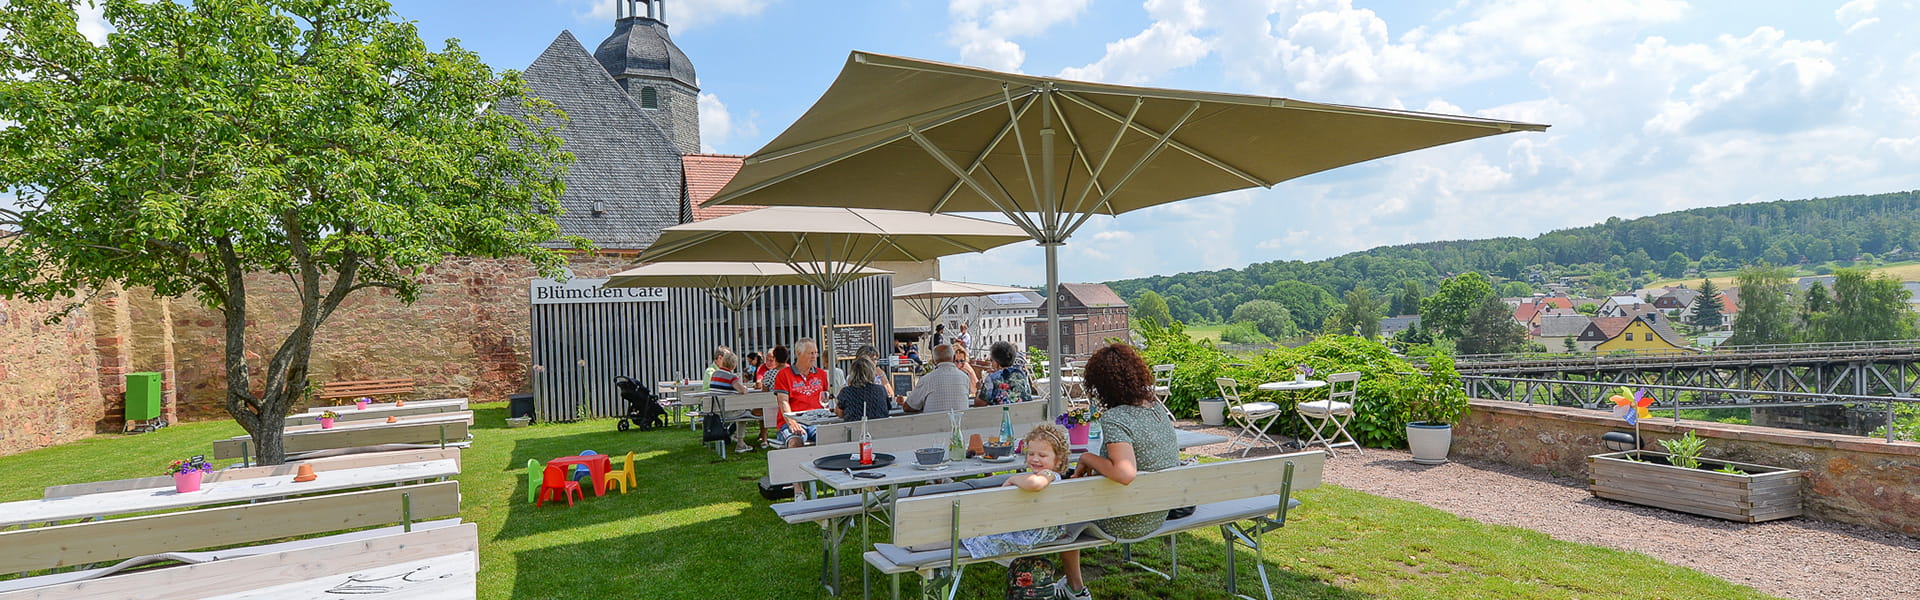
[
  {"x1": 594, "y1": 17, "x2": 697, "y2": 88},
  {"x1": 1536, "y1": 313, "x2": 1593, "y2": 337},
  {"x1": 1379, "y1": 315, "x2": 1421, "y2": 336},
  {"x1": 683, "y1": 154, "x2": 760, "y2": 222},
  {"x1": 1056, "y1": 283, "x2": 1128, "y2": 309},
  {"x1": 515, "y1": 31, "x2": 685, "y2": 250}
]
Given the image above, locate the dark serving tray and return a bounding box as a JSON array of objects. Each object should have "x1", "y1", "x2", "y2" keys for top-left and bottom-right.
[{"x1": 814, "y1": 452, "x2": 896, "y2": 471}]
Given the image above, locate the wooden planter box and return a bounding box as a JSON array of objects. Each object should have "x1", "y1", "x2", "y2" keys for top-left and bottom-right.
[{"x1": 1588, "y1": 451, "x2": 1802, "y2": 522}]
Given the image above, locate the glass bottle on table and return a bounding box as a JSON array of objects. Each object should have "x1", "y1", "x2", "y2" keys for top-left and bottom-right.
[
  {"x1": 999, "y1": 404, "x2": 1014, "y2": 443},
  {"x1": 947, "y1": 409, "x2": 966, "y2": 459},
  {"x1": 858, "y1": 418, "x2": 874, "y2": 465}
]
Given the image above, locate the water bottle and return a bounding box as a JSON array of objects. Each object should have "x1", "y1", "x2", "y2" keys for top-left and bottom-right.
[
  {"x1": 999, "y1": 405, "x2": 1014, "y2": 443},
  {"x1": 858, "y1": 418, "x2": 874, "y2": 465},
  {"x1": 947, "y1": 410, "x2": 966, "y2": 458}
]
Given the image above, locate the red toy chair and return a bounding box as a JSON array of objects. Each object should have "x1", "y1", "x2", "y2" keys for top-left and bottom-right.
[{"x1": 536, "y1": 463, "x2": 584, "y2": 507}]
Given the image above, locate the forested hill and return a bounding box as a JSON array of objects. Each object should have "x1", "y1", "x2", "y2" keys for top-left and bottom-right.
[{"x1": 1105, "y1": 190, "x2": 1920, "y2": 329}]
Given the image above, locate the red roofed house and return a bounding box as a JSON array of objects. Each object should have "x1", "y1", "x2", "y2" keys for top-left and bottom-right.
[{"x1": 682, "y1": 154, "x2": 758, "y2": 222}]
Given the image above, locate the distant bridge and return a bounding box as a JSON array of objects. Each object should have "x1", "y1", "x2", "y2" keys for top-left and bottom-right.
[{"x1": 1432, "y1": 340, "x2": 1920, "y2": 440}]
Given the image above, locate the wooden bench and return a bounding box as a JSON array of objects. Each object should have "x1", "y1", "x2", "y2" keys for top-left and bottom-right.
[
  {"x1": 317, "y1": 378, "x2": 416, "y2": 402},
  {"x1": 867, "y1": 451, "x2": 1325, "y2": 600},
  {"x1": 43, "y1": 448, "x2": 461, "y2": 498},
  {"x1": 289, "y1": 397, "x2": 468, "y2": 426},
  {"x1": 812, "y1": 401, "x2": 1050, "y2": 444},
  {"x1": 213, "y1": 419, "x2": 471, "y2": 462}
]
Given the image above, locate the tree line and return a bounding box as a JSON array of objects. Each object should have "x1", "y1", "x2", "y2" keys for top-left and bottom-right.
[{"x1": 1111, "y1": 190, "x2": 1920, "y2": 338}]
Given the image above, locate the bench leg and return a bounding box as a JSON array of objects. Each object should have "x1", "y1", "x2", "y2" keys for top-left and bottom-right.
[
  {"x1": 1220, "y1": 522, "x2": 1275, "y2": 600},
  {"x1": 1119, "y1": 536, "x2": 1182, "y2": 581},
  {"x1": 821, "y1": 516, "x2": 847, "y2": 596}
]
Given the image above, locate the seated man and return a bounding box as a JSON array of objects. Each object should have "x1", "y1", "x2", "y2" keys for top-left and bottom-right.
[{"x1": 899, "y1": 344, "x2": 973, "y2": 413}]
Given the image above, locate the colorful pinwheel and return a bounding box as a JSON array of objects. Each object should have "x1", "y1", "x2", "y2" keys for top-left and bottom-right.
[{"x1": 1610, "y1": 387, "x2": 1653, "y2": 425}]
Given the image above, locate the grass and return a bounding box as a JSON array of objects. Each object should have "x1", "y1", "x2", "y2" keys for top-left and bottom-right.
[
  {"x1": 1186, "y1": 324, "x2": 1226, "y2": 342},
  {"x1": 0, "y1": 403, "x2": 1786, "y2": 600}
]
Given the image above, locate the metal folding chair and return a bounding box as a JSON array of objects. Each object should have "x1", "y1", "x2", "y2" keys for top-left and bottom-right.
[
  {"x1": 1216, "y1": 377, "x2": 1283, "y2": 456},
  {"x1": 1297, "y1": 371, "x2": 1363, "y2": 456},
  {"x1": 1151, "y1": 363, "x2": 1176, "y2": 420}
]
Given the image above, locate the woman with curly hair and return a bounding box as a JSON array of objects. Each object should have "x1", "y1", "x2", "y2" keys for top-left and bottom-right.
[{"x1": 1057, "y1": 342, "x2": 1177, "y2": 600}]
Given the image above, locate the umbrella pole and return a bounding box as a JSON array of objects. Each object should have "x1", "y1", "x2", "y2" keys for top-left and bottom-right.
[{"x1": 1045, "y1": 241, "x2": 1065, "y2": 415}]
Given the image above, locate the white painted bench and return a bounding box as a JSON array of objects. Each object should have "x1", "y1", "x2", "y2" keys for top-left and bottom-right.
[
  {"x1": 43, "y1": 448, "x2": 462, "y2": 498},
  {"x1": 866, "y1": 451, "x2": 1325, "y2": 600},
  {"x1": 288, "y1": 397, "x2": 469, "y2": 426},
  {"x1": 213, "y1": 418, "x2": 472, "y2": 463},
  {"x1": 812, "y1": 402, "x2": 1050, "y2": 444},
  {"x1": 0, "y1": 480, "x2": 462, "y2": 578}
]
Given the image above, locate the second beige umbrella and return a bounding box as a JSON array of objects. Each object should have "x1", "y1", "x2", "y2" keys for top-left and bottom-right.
[
  {"x1": 636, "y1": 207, "x2": 1030, "y2": 367},
  {"x1": 603, "y1": 261, "x2": 891, "y2": 357}
]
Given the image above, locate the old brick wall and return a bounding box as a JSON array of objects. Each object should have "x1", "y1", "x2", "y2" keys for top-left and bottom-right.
[
  {"x1": 0, "y1": 294, "x2": 107, "y2": 455},
  {"x1": 1454, "y1": 398, "x2": 1920, "y2": 536},
  {"x1": 165, "y1": 253, "x2": 634, "y2": 417}
]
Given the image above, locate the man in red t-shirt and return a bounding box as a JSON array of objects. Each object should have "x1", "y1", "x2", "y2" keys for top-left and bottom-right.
[{"x1": 774, "y1": 338, "x2": 829, "y2": 448}]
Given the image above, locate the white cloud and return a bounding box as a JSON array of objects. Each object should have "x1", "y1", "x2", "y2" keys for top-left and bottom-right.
[
  {"x1": 580, "y1": 0, "x2": 775, "y2": 30},
  {"x1": 697, "y1": 92, "x2": 757, "y2": 153},
  {"x1": 1058, "y1": 0, "x2": 1209, "y2": 84},
  {"x1": 76, "y1": 1, "x2": 110, "y2": 45},
  {"x1": 946, "y1": 0, "x2": 1090, "y2": 72}
]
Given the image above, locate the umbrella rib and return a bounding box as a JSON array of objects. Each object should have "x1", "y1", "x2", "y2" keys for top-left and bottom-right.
[
  {"x1": 931, "y1": 92, "x2": 1040, "y2": 215},
  {"x1": 1056, "y1": 90, "x2": 1271, "y2": 189},
  {"x1": 909, "y1": 127, "x2": 1046, "y2": 239},
  {"x1": 713, "y1": 91, "x2": 1033, "y2": 206},
  {"x1": 1001, "y1": 84, "x2": 1044, "y2": 214},
  {"x1": 1061, "y1": 97, "x2": 1140, "y2": 218},
  {"x1": 1065, "y1": 101, "x2": 1201, "y2": 237},
  {"x1": 638, "y1": 230, "x2": 722, "y2": 262}
]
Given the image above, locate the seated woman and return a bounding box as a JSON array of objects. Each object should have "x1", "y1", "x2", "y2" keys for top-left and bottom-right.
[
  {"x1": 977, "y1": 341, "x2": 1035, "y2": 405},
  {"x1": 834, "y1": 357, "x2": 893, "y2": 421},
  {"x1": 1056, "y1": 343, "x2": 1178, "y2": 600}
]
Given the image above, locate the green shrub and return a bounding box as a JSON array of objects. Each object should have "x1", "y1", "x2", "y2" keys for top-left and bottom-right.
[
  {"x1": 1136, "y1": 322, "x2": 1462, "y2": 448},
  {"x1": 1219, "y1": 321, "x2": 1270, "y2": 344}
]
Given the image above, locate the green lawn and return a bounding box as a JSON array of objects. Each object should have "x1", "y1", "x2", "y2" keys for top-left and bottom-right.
[
  {"x1": 1186, "y1": 324, "x2": 1226, "y2": 342},
  {"x1": 0, "y1": 403, "x2": 1784, "y2": 600}
]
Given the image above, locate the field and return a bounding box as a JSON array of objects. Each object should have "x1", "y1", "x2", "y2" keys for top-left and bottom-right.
[{"x1": 1646, "y1": 259, "x2": 1920, "y2": 290}]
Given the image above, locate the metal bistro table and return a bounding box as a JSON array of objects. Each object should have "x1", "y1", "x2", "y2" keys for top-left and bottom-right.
[{"x1": 1258, "y1": 378, "x2": 1329, "y2": 451}]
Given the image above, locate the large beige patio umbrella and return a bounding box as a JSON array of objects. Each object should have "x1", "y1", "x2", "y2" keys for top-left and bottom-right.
[
  {"x1": 891, "y1": 278, "x2": 1033, "y2": 334},
  {"x1": 601, "y1": 261, "x2": 892, "y2": 357},
  {"x1": 704, "y1": 50, "x2": 1550, "y2": 410},
  {"x1": 635, "y1": 206, "x2": 1030, "y2": 367}
]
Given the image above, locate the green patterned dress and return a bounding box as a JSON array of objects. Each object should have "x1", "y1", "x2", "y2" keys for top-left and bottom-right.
[{"x1": 1090, "y1": 403, "x2": 1179, "y2": 539}]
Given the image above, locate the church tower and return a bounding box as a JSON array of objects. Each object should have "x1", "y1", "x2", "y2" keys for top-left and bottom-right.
[{"x1": 594, "y1": 0, "x2": 700, "y2": 155}]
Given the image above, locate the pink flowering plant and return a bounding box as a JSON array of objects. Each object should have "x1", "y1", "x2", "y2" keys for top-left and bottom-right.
[{"x1": 166, "y1": 455, "x2": 214, "y2": 475}]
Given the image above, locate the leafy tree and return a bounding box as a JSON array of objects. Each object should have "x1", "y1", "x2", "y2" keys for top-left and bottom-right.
[
  {"x1": 1660, "y1": 251, "x2": 1690, "y2": 278},
  {"x1": 1420, "y1": 272, "x2": 1494, "y2": 341},
  {"x1": 1391, "y1": 280, "x2": 1423, "y2": 316},
  {"x1": 1822, "y1": 268, "x2": 1916, "y2": 341},
  {"x1": 1803, "y1": 238, "x2": 1835, "y2": 263},
  {"x1": 1728, "y1": 264, "x2": 1795, "y2": 345},
  {"x1": 1258, "y1": 281, "x2": 1335, "y2": 333},
  {"x1": 1576, "y1": 302, "x2": 1600, "y2": 316},
  {"x1": 1689, "y1": 278, "x2": 1724, "y2": 329},
  {"x1": 1588, "y1": 269, "x2": 1621, "y2": 295},
  {"x1": 1231, "y1": 299, "x2": 1299, "y2": 340},
  {"x1": 0, "y1": 0, "x2": 573, "y2": 464},
  {"x1": 1624, "y1": 249, "x2": 1654, "y2": 277},
  {"x1": 1561, "y1": 336, "x2": 1578, "y2": 353},
  {"x1": 1761, "y1": 245, "x2": 1790, "y2": 266},
  {"x1": 1497, "y1": 281, "x2": 1532, "y2": 298},
  {"x1": 1496, "y1": 253, "x2": 1525, "y2": 279},
  {"x1": 1459, "y1": 295, "x2": 1528, "y2": 354},
  {"x1": 1325, "y1": 288, "x2": 1383, "y2": 339},
  {"x1": 1131, "y1": 290, "x2": 1172, "y2": 328},
  {"x1": 1799, "y1": 280, "x2": 1831, "y2": 336},
  {"x1": 1163, "y1": 294, "x2": 1193, "y2": 323},
  {"x1": 1219, "y1": 321, "x2": 1271, "y2": 344}
]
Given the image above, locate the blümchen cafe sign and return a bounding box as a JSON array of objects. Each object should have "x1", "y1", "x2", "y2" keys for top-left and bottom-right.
[{"x1": 528, "y1": 277, "x2": 668, "y2": 305}]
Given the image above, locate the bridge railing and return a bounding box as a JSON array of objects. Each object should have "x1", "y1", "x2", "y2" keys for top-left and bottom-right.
[
  {"x1": 1460, "y1": 374, "x2": 1917, "y2": 441},
  {"x1": 1433, "y1": 338, "x2": 1920, "y2": 366}
]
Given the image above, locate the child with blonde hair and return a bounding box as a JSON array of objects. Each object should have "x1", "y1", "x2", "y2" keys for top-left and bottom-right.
[{"x1": 961, "y1": 423, "x2": 1071, "y2": 557}]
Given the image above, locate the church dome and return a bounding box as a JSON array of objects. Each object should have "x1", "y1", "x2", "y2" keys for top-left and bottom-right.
[{"x1": 593, "y1": 9, "x2": 697, "y2": 89}]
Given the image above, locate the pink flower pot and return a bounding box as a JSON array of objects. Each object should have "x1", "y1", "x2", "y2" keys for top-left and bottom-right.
[
  {"x1": 1069, "y1": 423, "x2": 1090, "y2": 446},
  {"x1": 320, "y1": 417, "x2": 336, "y2": 429},
  {"x1": 355, "y1": 400, "x2": 369, "y2": 410},
  {"x1": 173, "y1": 470, "x2": 203, "y2": 493}
]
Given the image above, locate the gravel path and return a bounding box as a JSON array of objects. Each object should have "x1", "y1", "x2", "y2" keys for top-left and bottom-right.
[{"x1": 1176, "y1": 422, "x2": 1920, "y2": 600}]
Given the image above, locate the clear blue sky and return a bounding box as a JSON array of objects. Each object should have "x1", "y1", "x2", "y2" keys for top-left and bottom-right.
[{"x1": 82, "y1": 1, "x2": 1920, "y2": 287}]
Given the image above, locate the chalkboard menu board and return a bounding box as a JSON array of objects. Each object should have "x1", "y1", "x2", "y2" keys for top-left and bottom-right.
[{"x1": 823, "y1": 323, "x2": 876, "y2": 361}]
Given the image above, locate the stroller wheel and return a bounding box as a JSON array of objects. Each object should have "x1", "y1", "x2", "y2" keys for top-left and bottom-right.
[{"x1": 617, "y1": 419, "x2": 630, "y2": 432}]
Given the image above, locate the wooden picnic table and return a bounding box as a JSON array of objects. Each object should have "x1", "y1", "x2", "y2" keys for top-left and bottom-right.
[
  {"x1": 277, "y1": 411, "x2": 473, "y2": 435},
  {"x1": 302, "y1": 396, "x2": 468, "y2": 414},
  {"x1": 2, "y1": 458, "x2": 460, "y2": 530}
]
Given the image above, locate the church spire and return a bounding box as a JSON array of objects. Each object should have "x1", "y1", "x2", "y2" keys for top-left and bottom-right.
[{"x1": 615, "y1": 0, "x2": 666, "y2": 24}]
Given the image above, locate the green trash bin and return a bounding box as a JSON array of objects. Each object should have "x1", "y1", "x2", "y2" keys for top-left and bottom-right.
[{"x1": 126, "y1": 372, "x2": 163, "y2": 422}]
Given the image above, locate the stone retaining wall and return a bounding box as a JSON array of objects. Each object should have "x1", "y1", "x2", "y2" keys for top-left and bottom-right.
[
  {"x1": 1454, "y1": 398, "x2": 1920, "y2": 536},
  {"x1": 0, "y1": 293, "x2": 106, "y2": 455}
]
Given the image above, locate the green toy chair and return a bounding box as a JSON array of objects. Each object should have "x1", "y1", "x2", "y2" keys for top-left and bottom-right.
[{"x1": 525, "y1": 459, "x2": 541, "y2": 504}]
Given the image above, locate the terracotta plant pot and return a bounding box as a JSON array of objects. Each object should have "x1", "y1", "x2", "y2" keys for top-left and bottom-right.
[{"x1": 173, "y1": 470, "x2": 203, "y2": 493}]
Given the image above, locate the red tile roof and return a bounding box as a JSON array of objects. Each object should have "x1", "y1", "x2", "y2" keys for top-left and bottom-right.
[
  {"x1": 1539, "y1": 296, "x2": 1574, "y2": 310},
  {"x1": 683, "y1": 154, "x2": 758, "y2": 221},
  {"x1": 1514, "y1": 302, "x2": 1543, "y2": 324},
  {"x1": 1058, "y1": 283, "x2": 1128, "y2": 308}
]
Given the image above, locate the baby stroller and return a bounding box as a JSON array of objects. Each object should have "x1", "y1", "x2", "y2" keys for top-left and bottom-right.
[{"x1": 614, "y1": 375, "x2": 667, "y2": 432}]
